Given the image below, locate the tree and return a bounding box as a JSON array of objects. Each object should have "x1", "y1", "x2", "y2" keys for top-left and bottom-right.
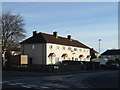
[{"x1": 0, "y1": 11, "x2": 26, "y2": 67}]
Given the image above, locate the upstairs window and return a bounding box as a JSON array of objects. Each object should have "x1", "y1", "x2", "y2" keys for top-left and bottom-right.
[
  {"x1": 63, "y1": 47, "x2": 65, "y2": 50},
  {"x1": 49, "y1": 45, "x2": 53, "y2": 49},
  {"x1": 68, "y1": 47, "x2": 71, "y2": 51},
  {"x1": 80, "y1": 49, "x2": 82, "y2": 52},
  {"x1": 56, "y1": 46, "x2": 59, "y2": 49},
  {"x1": 32, "y1": 45, "x2": 35, "y2": 49},
  {"x1": 84, "y1": 49, "x2": 86, "y2": 52},
  {"x1": 74, "y1": 48, "x2": 77, "y2": 51}
]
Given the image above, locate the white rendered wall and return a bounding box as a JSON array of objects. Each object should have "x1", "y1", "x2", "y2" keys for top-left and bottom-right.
[{"x1": 46, "y1": 43, "x2": 90, "y2": 64}]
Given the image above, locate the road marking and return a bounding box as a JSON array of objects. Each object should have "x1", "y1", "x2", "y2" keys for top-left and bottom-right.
[
  {"x1": 22, "y1": 85, "x2": 32, "y2": 88},
  {"x1": 8, "y1": 83, "x2": 17, "y2": 86},
  {"x1": 2, "y1": 81, "x2": 9, "y2": 83},
  {"x1": 41, "y1": 86, "x2": 50, "y2": 88},
  {"x1": 29, "y1": 85, "x2": 37, "y2": 87},
  {"x1": 14, "y1": 83, "x2": 23, "y2": 85},
  {"x1": 3, "y1": 79, "x2": 23, "y2": 83}
]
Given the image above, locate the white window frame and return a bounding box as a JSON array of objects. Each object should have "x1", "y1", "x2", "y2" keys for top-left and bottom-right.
[
  {"x1": 49, "y1": 45, "x2": 53, "y2": 49},
  {"x1": 56, "y1": 46, "x2": 59, "y2": 50},
  {"x1": 74, "y1": 48, "x2": 77, "y2": 51},
  {"x1": 32, "y1": 45, "x2": 35, "y2": 49},
  {"x1": 63, "y1": 47, "x2": 65, "y2": 50}
]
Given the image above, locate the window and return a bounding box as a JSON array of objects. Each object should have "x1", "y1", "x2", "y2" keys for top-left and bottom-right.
[
  {"x1": 74, "y1": 48, "x2": 77, "y2": 51},
  {"x1": 87, "y1": 50, "x2": 89, "y2": 52},
  {"x1": 108, "y1": 55, "x2": 111, "y2": 57},
  {"x1": 80, "y1": 49, "x2": 82, "y2": 52},
  {"x1": 32, "y1": 45, "x2": 35, "y2": 49},
  {"x1": 68, "y1": 47, "x2": 71, "y2": 50},
  {"x1": 56, "y1": 46, "x2": 59, "y2": 49},
  {"x1": 84, "y1": 49, "x2": 86, "y2": 52},
  {"x1": 63, "y1": 47, "x2": 65, "y2": 50},
  {"x1": 49, "y1": 45, "x2": 53, "y2": 49}
]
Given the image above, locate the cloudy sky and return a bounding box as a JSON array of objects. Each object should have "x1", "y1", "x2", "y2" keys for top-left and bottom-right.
[{"x1": 2, "y1": 2, "x2": 118, "y2": 53}]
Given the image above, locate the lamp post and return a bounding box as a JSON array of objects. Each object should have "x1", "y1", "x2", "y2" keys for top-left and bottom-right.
[{"x1": 99, "y1": 39, "x2": 101, "y2": 55}]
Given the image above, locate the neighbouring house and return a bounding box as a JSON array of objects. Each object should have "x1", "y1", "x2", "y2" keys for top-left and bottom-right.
[
  {"x1": 92, "y1": 49, "x2": 120, "y2": 65},
  {"x1": 7, "y1": 47, "x2": 21, "y2": 56},
  {"x1": 90, "y1": 48, "x2": 99, "y2": 60},
  {"x1": 89, "y1": 48, "x2": 106, "y2": 64},
  {"x1": 101, "y1": 49, "x2": 120, "y2": 61},
  {"x1": 4, "y1": 47, "x2": 20, "y2": 65},
  {"x1": 20, "y1": 31, "x2": 91, "y2": 65},
  {"x1": 5, "y1": 47, "x2": 28, "y2": 65}
]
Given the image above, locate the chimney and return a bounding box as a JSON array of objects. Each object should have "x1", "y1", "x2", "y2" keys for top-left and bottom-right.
[
  {"x1": 67, "y1": 35, "x2": 72, "y2": 41},
  {"x1": 53, "y1": 31, "x2": 58, "y2": 38},
  {"x1": 33, "y1": 31, "x2": 37, "y2": 36}
]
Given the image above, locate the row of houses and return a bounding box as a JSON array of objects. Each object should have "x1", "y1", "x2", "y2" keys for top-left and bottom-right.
[
  {"x1": 5, "y1": 31, "x2": 120, "y2": 65},
  {"x1": 20, "y1": 31, "x2": 98, "y2": 65}
]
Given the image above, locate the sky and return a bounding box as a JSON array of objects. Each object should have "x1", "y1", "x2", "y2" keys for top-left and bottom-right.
[{"x1": 2, "y1": 2, "x2": 118, "y2": 53}]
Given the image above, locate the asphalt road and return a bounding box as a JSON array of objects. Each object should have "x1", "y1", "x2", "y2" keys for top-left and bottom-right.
[{"x1": 2, "y1": 70, "x2": 119, "y2": 89}]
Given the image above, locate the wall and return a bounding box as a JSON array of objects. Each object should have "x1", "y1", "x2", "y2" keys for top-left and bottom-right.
[
  {"x1": 20, "y1": 43, "x2": 90, "y2": 65},
  {"x1": 46, "y1": 43, "x2": 90, "y2": 64},
  {"x1": 20, "y1": 43, "x2": 46, "y2": 65}
]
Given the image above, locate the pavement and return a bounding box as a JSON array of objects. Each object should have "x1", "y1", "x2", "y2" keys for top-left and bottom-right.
[
  {"x1": 2, "y1": 70, "x2": 119, "y2": 89},
  {"x1": 2, "y1": 70, "x2": 101, "y2": 76}
]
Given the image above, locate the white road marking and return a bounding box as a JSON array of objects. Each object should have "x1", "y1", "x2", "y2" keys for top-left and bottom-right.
[
  {"x1": 3, "y1": 79, "x2": 23, "y2": 83},
  {"x1": 2, "y1": 81, "x2": 9, "y2": 83},
  {"x1": 29, "y1": 85, "x2": 37, "y2": 87},
  {"x1": 22, "y1": 85, "x2": 32, "y2": 88},
  {"x1": 41, "y1": 86, "x2": 50, "y2": 88},
  {"x1": 8, "y1": 83, "x2": 17, "y2": 86},
  {"x1": 14, "y1": 83, "x2": 23, "y2": 85}
]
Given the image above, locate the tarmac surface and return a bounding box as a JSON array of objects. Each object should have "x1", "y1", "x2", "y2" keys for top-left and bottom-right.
[{"x1": 2, "y1": 70, "x2": 119, "y2": 89}]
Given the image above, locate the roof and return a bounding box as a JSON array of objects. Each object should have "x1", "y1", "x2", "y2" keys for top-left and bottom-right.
[
  {"x1": 90, "y1": 48, "x2": 99, "y2": 54},
  {"x1": 7, "y1": 47, "x2": 20, "y2": 51},
  {"x1": 20, "y1": 32, "x2": 90, "y2": 49},
  {"x1": 101, "y1": 49, "x2": 120, "y2": 55}
]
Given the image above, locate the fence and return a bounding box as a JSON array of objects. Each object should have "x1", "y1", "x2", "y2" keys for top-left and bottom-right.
[{"x1": 3, "y1": 62, "x2": 101, "y2": 72}]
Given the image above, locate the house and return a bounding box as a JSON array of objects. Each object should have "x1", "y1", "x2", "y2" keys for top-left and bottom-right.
[
  {"x1": 7, "y1": 47, "x2": 21, "y2": 56},
  {"x1": 89, "y1": 48, "x2": 107, "y2": 65},
  {"x1": 101, "y1": 49, "x2": 120, "y2": 61},
  {"x1": 5, "y1": 47, "x2": 28, "y2": 65},
  {"x1": 20, "y1": 31, "x2": 91, "y2": 65},
  {"x1": 90, "y1": 48, "x2": 99, "y2": 60}
]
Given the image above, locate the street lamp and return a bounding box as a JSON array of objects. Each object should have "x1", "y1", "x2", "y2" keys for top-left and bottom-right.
[{"x1": 99, "y1": 39, "x2": 102, "y2": 55}]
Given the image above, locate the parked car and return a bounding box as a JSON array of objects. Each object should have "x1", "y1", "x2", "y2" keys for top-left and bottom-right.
[{"x1": 106, "y1": 63, "x2": 119, "y2": 70}]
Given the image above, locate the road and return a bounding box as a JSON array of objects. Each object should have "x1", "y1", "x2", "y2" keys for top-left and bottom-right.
[{"x1": 2, "y1": 70, "x2": 119, "y2": 89}]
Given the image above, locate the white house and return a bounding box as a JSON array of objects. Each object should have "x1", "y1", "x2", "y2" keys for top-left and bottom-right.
[{"x1": 20, "y1": 31, "x2": 91, "y2": 65}]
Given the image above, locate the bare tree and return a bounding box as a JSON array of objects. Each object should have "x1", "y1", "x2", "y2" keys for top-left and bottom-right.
[{"x1": 0, "y1": 12, "x2": 26, "y2": 66}]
